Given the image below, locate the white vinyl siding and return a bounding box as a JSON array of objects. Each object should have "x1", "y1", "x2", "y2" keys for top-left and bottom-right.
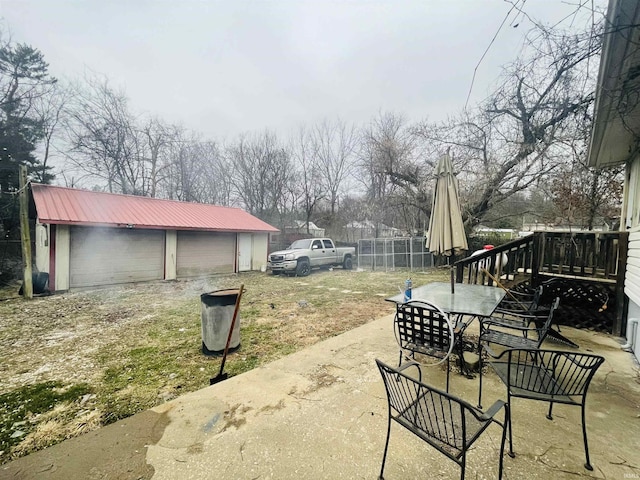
[
  {"x1": 176, "y1": 231, "x2": 235, "y2": 277},
  {"x1": 69, "y1": 227, "x2": 165, "y2": 288},
  {"x1": 625, "y1": 153, "x2": 640, "y2": 306},
  {"x1": 626, "y1": 229, "x2": 640, "y2": 306}
]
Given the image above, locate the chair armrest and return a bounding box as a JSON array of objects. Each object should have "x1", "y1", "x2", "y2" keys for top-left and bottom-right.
[
  {"x1": 482, "y1": 343, "x2": 500, "y2": 359},
  {"x1": 397, "y1": 361, "x2": 422, "y2": 382},
  {"x1": 481, "y1": 318, "x2": 539, "y2": 332},
  {"x1": 491, "y1": 310, "x2": 547, "y2": 321},
  {"x1": 478, "y1": 399, "x2": 507, "y2": 421}
]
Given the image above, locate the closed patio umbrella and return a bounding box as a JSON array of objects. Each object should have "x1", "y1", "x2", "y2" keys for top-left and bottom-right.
[{"x1": 427, "y1": 152, "x2": 468, "y2": 291}]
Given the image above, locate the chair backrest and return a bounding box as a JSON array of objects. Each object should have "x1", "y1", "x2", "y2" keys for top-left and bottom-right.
[
  {"x1": 502, "y1": 349, "x2": 604, "y2": 398},
  {"x1": 501, "y1": 285, "x2": 543, "y2": 312},
  {"x1": 533, "y1": 296, "x2": 560, "y2": 347},
  {"x1": 528, "y1": 285, "x2": 544, "y2": 311},
  {"x1": 376, "y1": 359, "x2": 481, "y2": 453},
  {"x1": 394, "y1": 300, "x2": 454, "y2": 357}
]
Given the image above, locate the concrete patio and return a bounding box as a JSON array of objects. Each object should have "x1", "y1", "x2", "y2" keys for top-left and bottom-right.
[{"x1": 2, "y1": 314, "x2": 640, "y2": 479}]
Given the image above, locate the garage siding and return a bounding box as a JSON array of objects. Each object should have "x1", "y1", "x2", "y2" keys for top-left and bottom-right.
[
  {"x1": 176, "y1": 231, "x2": 236, "y2": 277},
  {"x1": 69, "y1": 227, "x2": 165, "y2": 288}
]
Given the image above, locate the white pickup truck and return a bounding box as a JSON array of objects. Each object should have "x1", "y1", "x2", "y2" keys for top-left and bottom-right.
[{"x1": 267, "y1": 238, "x2": 356, "y2": 277}]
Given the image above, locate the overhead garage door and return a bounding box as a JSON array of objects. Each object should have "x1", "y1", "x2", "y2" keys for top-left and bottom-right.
[
  {"x1": 70, "y1": 227, "x2": 165, "y2": 288},
  {"x1": 177, "y1": 231, "x2": 236, "y2": 277}
]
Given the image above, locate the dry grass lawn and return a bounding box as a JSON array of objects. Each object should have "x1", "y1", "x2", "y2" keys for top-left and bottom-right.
[{"x1": 0, "y1": 267, "x2": 449, "y2": 463}]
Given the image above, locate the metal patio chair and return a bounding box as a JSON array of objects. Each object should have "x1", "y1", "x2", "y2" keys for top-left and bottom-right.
[
  {"x1": 494, "y1": 285, "x2": 544, "y2": 316},
  {"x1": 485, "y1": 349, "x2": 604, "y2": 471},
  {"x1": 492, "y1": 286, "x2": 578, "y2": 349},
  {"x1": 376, "y1": 359, "x2": 508, "y2": 480},
  {"x1": 478, "y1": 297, "x2": 560, "y2": 408},
  {"x1": 394, "y1": 300, "x2": 466, "y2": 392}
]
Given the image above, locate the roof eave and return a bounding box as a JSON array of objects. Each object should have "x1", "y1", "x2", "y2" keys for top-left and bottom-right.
[
  {"x1": 589, "y1": 0, "x2": 640, "y2": 168},
  {"x1": 37, "y1": 218, "x2": 279, "y2": 233}
]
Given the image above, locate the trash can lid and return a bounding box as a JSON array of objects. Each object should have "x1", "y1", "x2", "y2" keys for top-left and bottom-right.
[{"x1": 202, "y1": 288, "x2": 241, "y2": 297}]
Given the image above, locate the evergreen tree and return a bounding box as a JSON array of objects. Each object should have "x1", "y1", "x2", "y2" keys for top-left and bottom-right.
[{"x1": 0, "y1": 41, "x2": 56, "y2": 236}]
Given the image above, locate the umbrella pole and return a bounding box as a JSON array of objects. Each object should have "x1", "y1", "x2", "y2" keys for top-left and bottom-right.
[{"x1": 450, "y1": 254, "x2": 455, "y2": 294}]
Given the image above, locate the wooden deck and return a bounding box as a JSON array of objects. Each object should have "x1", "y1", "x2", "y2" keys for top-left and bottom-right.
[{"x1": 454, "y1": 231, "x2": 627, "y2": 336}]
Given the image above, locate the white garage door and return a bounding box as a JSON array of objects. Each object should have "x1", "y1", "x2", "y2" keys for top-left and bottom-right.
[
  {"x1": 177, "y1": 231, "x2": 236, "y2": 277},
  {"x1": 69, "y1": 227, "x2": 165, "y2": 288}
]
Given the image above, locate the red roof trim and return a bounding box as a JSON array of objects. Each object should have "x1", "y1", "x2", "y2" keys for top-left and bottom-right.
[{"x1": 30, "y1": 184, "x2": 279, "y2": 233}]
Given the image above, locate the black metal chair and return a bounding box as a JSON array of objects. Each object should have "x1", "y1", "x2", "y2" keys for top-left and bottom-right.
[
  {"x1": 394, "y1": 300, "x2": 465, "y2": 392},
  {"x1": 478, "y1": 297, "x2": 560, "y2": 407},
  {"x1": 376, "y1": 359, "x2": 508, "y2": 480},
  {"x1": 494, "y1": 285, "x2": 544, "y2": 317},
  {"x1": 492, "y1": 286, "x2": 579, "y2": 348},
  {"x1": 485, "y1": 349, "x2": 605, "y2": 471}
]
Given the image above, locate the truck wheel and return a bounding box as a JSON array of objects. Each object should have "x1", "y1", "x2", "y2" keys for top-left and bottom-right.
[
  {"x1": 343, "y1": 256, "x2": 353, "y2": 270},
  {"x1": 271, "y1": 270, "x2": 280, "y2": 276},
  {"x1": 296, "y1": 259, "x2": 311, "y2": 277}
]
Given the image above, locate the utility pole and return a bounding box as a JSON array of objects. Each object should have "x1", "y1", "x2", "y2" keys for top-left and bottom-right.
[{"x1": 19, "y1": 165, "x2": 32, "y2": 299}]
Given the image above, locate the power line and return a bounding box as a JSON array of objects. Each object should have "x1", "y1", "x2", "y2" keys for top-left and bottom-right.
[{"x1": 464, "y1": 0, "x2": 525, "y2": 110}]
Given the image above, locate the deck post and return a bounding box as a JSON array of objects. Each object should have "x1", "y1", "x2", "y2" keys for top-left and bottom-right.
[
  {"x1": 531, "y1": 232, "x2": 543, "y2": 287},
  {"x1": 614, "y1": 232, "x2": 628, "y2": 337}
]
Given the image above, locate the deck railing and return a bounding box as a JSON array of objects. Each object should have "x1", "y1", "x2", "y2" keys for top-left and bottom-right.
[{"x1": 453, "y1": 231, "x2": 627, "y2": 336}]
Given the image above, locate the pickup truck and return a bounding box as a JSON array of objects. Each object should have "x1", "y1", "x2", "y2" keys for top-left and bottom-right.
[{"x1": 267, "y1": 238, "x2": 356, "y2": 277}]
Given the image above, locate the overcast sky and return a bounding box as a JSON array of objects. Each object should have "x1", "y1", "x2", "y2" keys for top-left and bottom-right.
[{"x1": 0, "y1": 1, "x2": 605, "y2": 141}]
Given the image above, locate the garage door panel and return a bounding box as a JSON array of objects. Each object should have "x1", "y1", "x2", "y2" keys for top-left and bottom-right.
[
  {"x1": 177, "y1": 231, "x2": 235, "y2": 277},
  {"x1": 70, "y1": 227, "x2": 164, "y2": 287}
]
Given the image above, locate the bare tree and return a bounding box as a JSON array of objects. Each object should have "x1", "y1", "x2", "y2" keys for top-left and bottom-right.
[
  {"x1": 359, "y1": 111, "x2": 428, "y2": 234},
  {"x1": 137, "y1": 117, "x2": 180, "y2": 198},
  {"x1": 414, "y1": 23, "x2": 602, "y2": 229},
  {"x1": 227, "y1": 130, "x2": 293, "y2": 223},
  {"x1": 290, "y1": 126, "x2": 325, "y2": 233},
  {"x1": 548, "y1": 128, "x2": 623, "y2": 230},
  {"x1": 64, "y1": 74, "x2": 143, "y2": 194},
  {"x1": 310, "y1": 118, "x2": 357, "y2": 216},
  {"x1": 32, "y1": 81, "x2": 71, "y2": 183}
]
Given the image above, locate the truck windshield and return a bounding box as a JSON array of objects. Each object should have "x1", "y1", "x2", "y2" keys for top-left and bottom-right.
[{"x1": 289, "y1": 239, "x2": 312, "y2": 249}]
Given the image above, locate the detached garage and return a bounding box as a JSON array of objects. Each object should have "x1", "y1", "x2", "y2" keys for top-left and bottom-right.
[{"x1": 30, "y1": 184, "x2": 279, "y2": 291}]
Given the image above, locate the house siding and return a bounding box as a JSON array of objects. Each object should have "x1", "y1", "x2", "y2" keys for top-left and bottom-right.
[{"x1": 624, "y1": 154, "x2": 640, "y2": 358}]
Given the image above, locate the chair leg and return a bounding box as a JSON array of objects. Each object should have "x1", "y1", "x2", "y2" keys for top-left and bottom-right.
[
  {"x1": 477, "y1": 344, "x2": 483, "y2": 409},
  {"x1": 397, "y1": 350, "x2": 403, "y2": 368},
  {"x1": 507, "y1": 395, "x2": 515, "y2": 458},
  {"x1": 546, "y1": 401, "x2": 554, "y2": 420},
  {"x1": 379, "y1": 413, "x2": 392, "y2": 479},
  {"x1": 498, "y1": 404, "x2": 509, "y2": 480},
  {"x1": 581, "y1": 404, "x2": 593, "y2": 471},
  {"x1": 455, "y1": 332, "x2": 467, "y2": 377},
  {"x1": 445, "y1": 356, "x2": 450, "y2": 393},
  {"x1": 460, "y1": 454, "x2": 465, "y2": 480}
]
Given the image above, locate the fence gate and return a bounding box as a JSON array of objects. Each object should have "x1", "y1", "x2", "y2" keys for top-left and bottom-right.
[{"x1": 357, "y1": 237, "x2": 433, "y2": 272}]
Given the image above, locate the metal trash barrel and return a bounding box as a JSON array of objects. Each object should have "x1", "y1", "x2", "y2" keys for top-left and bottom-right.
[{"x1": 200, "y1": 288, "x2": 241, "y2": 356}]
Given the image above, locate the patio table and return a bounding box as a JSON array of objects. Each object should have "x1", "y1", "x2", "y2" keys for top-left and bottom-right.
[
  {"x1": 385, "y1": 282, "x2": 506, "y2": 319},
  {"x1": 386, "y1": 282, "x2": 506, "y2": 376}
]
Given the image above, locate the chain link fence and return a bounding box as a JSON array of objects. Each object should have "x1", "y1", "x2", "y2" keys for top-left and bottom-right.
[{"x1": 357, "y1": 237, "x2": 434, "y2": 271}]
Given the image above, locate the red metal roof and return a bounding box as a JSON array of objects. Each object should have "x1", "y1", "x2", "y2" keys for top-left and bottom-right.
[{"x1": 30, "y1": 184, "x2": 279, "y2": 233}]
